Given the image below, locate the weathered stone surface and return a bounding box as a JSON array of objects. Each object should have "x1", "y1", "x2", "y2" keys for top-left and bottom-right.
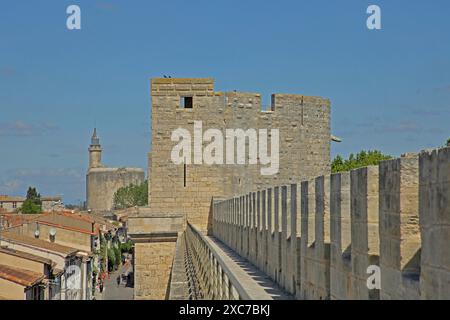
[{"x1": 212, "y1": 146, "x2": 450, "y2": 300}]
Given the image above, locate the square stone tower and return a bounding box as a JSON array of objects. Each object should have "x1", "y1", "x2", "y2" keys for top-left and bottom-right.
[{"x1": 148, "y1": 78, "x2": 331, "y2": 231}]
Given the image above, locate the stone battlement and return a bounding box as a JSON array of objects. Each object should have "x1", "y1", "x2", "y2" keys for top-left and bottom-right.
[
  {"x1": 149, "y1": 77, "x2": 331, "y2": 230},
  {"x1": 151, "y1": 77, "x2": 329, "y2": 115},
  {"x1": 212, "y1": 146, "x2": 450, "y2": 300}
]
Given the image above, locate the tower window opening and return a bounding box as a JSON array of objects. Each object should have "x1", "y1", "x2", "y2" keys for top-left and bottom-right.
[
  {"x1": 180, "y1": 96, "x2": 193, "y2": 109},
  {"x1": 301, "y1": 96, "x2": 304, "y2": 126},
  {"x1": 184, "y1": 164, "x2": 187, "y2": 187}
]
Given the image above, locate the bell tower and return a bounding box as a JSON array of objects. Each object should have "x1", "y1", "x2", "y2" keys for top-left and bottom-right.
[{"x1": 88, "y1": 128, "x2": 103, "y2": 169}]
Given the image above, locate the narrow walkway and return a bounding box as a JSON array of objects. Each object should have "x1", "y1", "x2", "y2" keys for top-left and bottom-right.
[
  {"x1": 102, "y1": 261, "x2": 134, "y2": 300},
  {"x1": 203, "y1": 235, "x2": 293, "y2": 300}
]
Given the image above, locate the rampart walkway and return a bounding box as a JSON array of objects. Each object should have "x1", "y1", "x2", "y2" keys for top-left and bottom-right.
[{"x1": 170, "y1": 223, "x2": 293, "y2": 300}]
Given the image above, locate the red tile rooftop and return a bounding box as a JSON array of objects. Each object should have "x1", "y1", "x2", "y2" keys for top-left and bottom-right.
[
  {"x1": 0, "y1": 195, "x2": 25, "y2": 202},
  {"x1": 1, "y1": 231, "x2": 79, "y2": 256},
  {"x1": 0, "y1": 247, "x2": 55, "y2": 266},
  {"x1": 0, "y1": 264, "x2": 45, "y2": 287}
]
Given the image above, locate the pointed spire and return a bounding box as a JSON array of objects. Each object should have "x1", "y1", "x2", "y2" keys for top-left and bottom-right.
[{"x1": 91, "y1": 128, "x2": 100, "y2": 146}]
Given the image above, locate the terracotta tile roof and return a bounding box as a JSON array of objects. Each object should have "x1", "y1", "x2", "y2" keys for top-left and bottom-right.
[
  {"x1": 0, "y1": 214, "x2": 42, "y2": 228},
  {"x1": 0, "y1": 264, "x2": 45, "y2": 287},
  {"x1": 39, "y1": 211, "x2": 116, "y2": 232},
  {"x1": 52, "y1": 268, "x2": 64, "y2": 276},
  {"x1": 0, "y1": 195, "x2": 60, "y2": 202},
  {"x1": 0, "y1": 247, "x2": 54, "y2": 266},
  {"x1": 0, "y1": 195, "x2": 25, "y2": 202},
  {"x1": 40, "y1": 196, "x2": 62, "y2": 201},
  {"x1": 34, "y1": 220, "x2": 97, "y2": 236},
  {"x1": 1, "y1": 231, "x2": 79, "y2": 256}
]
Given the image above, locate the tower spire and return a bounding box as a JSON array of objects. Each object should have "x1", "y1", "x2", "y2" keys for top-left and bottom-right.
[
  {"x1": 91, "y1": 128, "x2": 100, "y2": 146},
  {"x1": 89, "y1": 128, "x2": 102, "y2": 168}
]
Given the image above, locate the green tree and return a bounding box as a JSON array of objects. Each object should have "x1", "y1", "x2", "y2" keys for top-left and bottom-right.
[
  {"x1": 99, "y1": 235, "x2": 107, "y2": 273},
  {"x1": 21, "y1": 187, "x2": 42, "y2": 214},
  {"x1": 113, "y1": 180, "x2": 148, "y2": 210},
  {"x1": 120, "y1": 240, "x2": 133, "y2": 254},
  {"x1": 331, "y1": 150, "x2": 392, "y2": 173},
  {"x1": 107, "y1": 248, "x2": 116, "y2": 272},
  {"x1": 446, "y1": 138, "x2": 450, "y2": 146},
  {"x1": 114, "y1": 246, "x2": 122, "y2": 267}
]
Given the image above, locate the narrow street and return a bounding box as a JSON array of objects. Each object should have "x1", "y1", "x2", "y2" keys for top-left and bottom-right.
[{"x1": 102, "y1": 259, "x2": 134, "y2": 300}]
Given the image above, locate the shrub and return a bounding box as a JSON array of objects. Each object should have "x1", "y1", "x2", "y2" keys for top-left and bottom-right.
[{"x1": 331, "y1": 150, "x2": 392, "y2": 173}]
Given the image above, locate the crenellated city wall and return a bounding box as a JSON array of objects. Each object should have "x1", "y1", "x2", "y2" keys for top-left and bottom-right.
[{"x1": 212, "y1": 147, "x2": 450, "y2": 299}]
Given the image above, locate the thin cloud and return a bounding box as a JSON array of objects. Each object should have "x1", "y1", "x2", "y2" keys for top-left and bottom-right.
[
  {"x1": 14, "y1": 168, "x2": 84, "y2": 180},
  {"x1": 433, "y1": 84, "x2": 450, "y2": 93},
  {"x1": 96, "y1": 1, "x2": 119, "y2": 11},
  {"x1": 0, "y1": 67, "x2": 16, "y2": 77},
  {"x1": 0, "y1": 180, "x2": 21, "y2": 194},
  {"x1": 406, "y1": 104, "x2": 450, "y2": 117},
  {"x1": 338, "y1": 117, "x2": 445, "y2": 136},
  {"x1": 0, "y1": 168, "x2": 85, "y2": 200},
  {"x1": 0, "y1": 121, "x2": 59, "y2": 137}
]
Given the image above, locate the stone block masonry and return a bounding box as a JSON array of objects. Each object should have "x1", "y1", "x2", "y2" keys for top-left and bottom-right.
[
  {"x1": 132, "y1": 77, "x2": 330, "y2": 300},
  {"x1": 212, "y1": 146, "x2": 450, "y2": 300},
  {"x1": 128, "y1": 211, "x2": 186, "y2": 300},
  {"x1": 134, "y1": 241, "x2": 176, "y2": 300},
  {"x1": 148, "y1": 78, "x2": 331, "y2": 232},
  {"x1": 419, "y1": 147, "x2": 450, "y2": 299},
  {"x1": 86, "y1": 128, "x2": 145, "y2": 212}
]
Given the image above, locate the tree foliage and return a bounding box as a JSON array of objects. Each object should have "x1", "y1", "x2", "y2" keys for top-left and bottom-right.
[
  {"x1": 113, "y1": 180, "x2": 148, "y2": 210},
  {"x1": 21, "y1": 187, "x2": 42, "y2": 214},
  {"x1": 331, "y1": 150, "x2": 392, "y2": 173},
  {"x1": 447, "y1": 138, "x2": 450, "y2": 146},
  {"x1": 120, "y1": 240, "x2": 133, "y2": 254},
  {"x1": 107, "y1": 248, "x2": 116, "y2": 272},
  {"x1": 114, "y1": 246, "x2": 122, "y2": 266}
]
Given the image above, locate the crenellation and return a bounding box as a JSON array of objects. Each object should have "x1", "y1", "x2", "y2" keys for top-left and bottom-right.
[
  {"x1": 212, "y1": 146, "x2": 450, "y2": 300},
  {"x1": 419, "y1": 147, "x2": 450, "y2": 299},
  {"x1": 379, "y1": 154, "x2": 421, "y2": 299},
  {"x1": 148, "y1": 78, "x2": 330, "y2": 231},
  {"x1": 330, "y1": 171, "x2": 352, "y2": 299},
  {"x1": 137, "y1": 76, "x2": 450, "y2": 301}
]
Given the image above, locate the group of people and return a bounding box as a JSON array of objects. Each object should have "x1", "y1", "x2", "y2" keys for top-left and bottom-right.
[{"x1": 94, "y1": 253, "x2": 132, "y2": 297}]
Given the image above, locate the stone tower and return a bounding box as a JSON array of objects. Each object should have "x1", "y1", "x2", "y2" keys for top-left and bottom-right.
[
  {"x1": 88, "y1": 128, "x2": 103, "y2": 168},
  {"x1": 147, "y1": 78, "x2": 331, "y2": 230},
  {"x1": 86, "y1": 128, "x2": 145, "y2": 213},
  {"x1": 128, "y1": 77, "x2": 332, "y2": 300}
]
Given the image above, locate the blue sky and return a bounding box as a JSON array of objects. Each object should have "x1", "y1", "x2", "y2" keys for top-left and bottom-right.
[{"x1": 0, "y1": 0, "x2": 449, "y2": 204}]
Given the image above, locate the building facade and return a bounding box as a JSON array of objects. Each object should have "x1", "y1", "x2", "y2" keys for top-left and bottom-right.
[{"x1": 0, "y1": 195, "x2": 64, "y2": 213}]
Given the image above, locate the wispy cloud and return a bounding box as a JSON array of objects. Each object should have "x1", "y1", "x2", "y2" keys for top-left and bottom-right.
[
  {"x1": 433, "y1": 84, "x2": 450, "y2": 93},
  {"x1": 0, "y1": 168, "x2": 85, "y2": 201},
  {"x1": 403, "y1": 104, "x2": 450, "y2": 118},
  {"x1": 0, "y1": 180, "x2": 21, "y2": 194},
  {"x1": 0, "y1": 67, "x2": 16, "y2": 77},
  {"x1": 0, "y1": 121, "x2": 59, "y2": 137},
  {"x1": 375, "y1": 120, "x2": 445, "y2": 134},
  {"x1": 96, "y1": 1, "x2": 119, "y2": 12},
  {"x1": 13, "y1": 168, "x2": 84, "y2": 180},
  {"x1": 337, "y1": 116, "x2": 445, "y2": 137}
]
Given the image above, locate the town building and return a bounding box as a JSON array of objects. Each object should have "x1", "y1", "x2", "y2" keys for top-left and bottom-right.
[
  {"x1": 0, "y1": 210, "x2": 121, "y2": 299},
  {"x1": 0, "y1": 231, "x2": 90, "y2": 300},
  {"x1": 0, "y1": 264, "x2": 46, "y2": 300},
  {"x1": 0, "y1": 195, "x2": 64, "y2": 213}
]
